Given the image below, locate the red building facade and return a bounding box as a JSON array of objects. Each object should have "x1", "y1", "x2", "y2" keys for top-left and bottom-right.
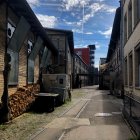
[{"x1": 74, "y1": 48, "x2": 90, "y2": 66}]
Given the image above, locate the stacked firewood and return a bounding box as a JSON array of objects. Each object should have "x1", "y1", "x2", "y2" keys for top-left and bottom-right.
[{"x1": 9, "y1": 84, "x2": 40, "y2": 119}]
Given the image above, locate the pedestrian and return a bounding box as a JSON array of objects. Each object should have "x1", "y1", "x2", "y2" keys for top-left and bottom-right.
[{"x1": 79, "y1": 80, "x2": 82, "y2": 88}]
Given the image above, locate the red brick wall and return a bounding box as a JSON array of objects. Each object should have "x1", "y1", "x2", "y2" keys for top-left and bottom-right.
[{"x1": 75, "y1": 48, "x2": 90, "y2": 65}]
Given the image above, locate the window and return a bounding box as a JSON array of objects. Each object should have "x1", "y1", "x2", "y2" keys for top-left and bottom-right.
[
  {"x1": 128, "y1": 1, "x2": 132, "y2": 37},
  {"x1": 129, "y1": 53, "x2": 133, "y2": 86},
  {"x1": 123, "y1": 0, "x2": 126, "y2": 5},
  {"x1": 28, "y1": 59, "x2": 34, "y2": 84},
  {"x1": 59, "y1": 79, "x2": 63, "y2": 84},
  {"x1": 7, "y1": 22, "x2": 15, "y2": 39},
  {"x1": 27, "y1": 40, "x2": 34, "y2": 83},
  {"x1": 76, "y1": 51, "x2": 82, "y2": 57},
  {"x1": 135, "y1": 47, "x2": 140, "y2": 87},
  {"x1": 124, "y1": 58, "x2": 128, "y2": 85},
  {"x1": 8, "y1": 49, "x2": 18, "y2": 85},
  {"x1": 27, "y1": 40, "x2": 33, "y2": 54},
  {"x1": 133, "y1": 0, "x2": 140, "y2": 27},
  {"x1": 124, "y1": 13, "x2": 127, "y2": 44}
]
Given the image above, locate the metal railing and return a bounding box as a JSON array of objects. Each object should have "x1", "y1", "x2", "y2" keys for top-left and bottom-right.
[{"x1": 123, "y1": 92, "x2": 140, "y2": 135}]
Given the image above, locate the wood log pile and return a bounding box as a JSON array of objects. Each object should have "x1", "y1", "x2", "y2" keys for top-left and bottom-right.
[{"x1": 9, "y1": 84, "x2": 40, "y2": 119}]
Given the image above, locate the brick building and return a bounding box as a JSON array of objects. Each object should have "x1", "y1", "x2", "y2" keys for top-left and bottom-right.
[
  {"x1": 0, "y1": 0, "x2": 57, "y2": 122},
  {"x1": 72, "y1": 53, "x2": 89, "y2": 88},
  {"x1": 45, "y1": 28, "x2": 74, "y2": 88},
  {"x1": 106, "y1": 7, "x2": 123, "y2": 96},
  {"x1": 75, "y1": 45, "x2": 96, "y2": 85},
  {"x1": 88, "y1": 45, "x2": 96, "y2": 67},
  {"x1": 74, "y1": 48, "x2": 90, "y2": 65},
  {"x1": 121, "y1": 0, "x2": 140, "y2": 135}
]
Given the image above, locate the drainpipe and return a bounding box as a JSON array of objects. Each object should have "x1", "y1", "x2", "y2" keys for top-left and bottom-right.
[{"x1": 120, "y1": 0, "x2": 124, "y2": 98}]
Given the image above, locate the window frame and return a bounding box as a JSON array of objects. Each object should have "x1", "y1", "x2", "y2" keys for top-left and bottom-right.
[
  {"x1": 128, "y1": 52, "x2": 133, "y2": 86},
  {"x1": 124, "y1": 57, "x2": 128, "y2": 86}
]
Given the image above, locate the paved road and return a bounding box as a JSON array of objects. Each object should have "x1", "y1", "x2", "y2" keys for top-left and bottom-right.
[{"x1": 31, "y1": 86, "x2": 133, "y2": 140}]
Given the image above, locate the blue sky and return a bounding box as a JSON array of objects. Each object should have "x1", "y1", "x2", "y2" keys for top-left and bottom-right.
[{"x1": 27, "y1": 0, "x2": 119, "y2": 68}]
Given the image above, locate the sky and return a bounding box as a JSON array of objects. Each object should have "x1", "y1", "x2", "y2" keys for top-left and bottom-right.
[{"x1": 26, "y1": 0, "x2": 120, "y2": 68}]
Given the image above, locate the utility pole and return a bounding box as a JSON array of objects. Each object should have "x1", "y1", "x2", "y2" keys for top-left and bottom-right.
[{"x1": 82, "y1": 3, "x2": 85, "y2": 45}]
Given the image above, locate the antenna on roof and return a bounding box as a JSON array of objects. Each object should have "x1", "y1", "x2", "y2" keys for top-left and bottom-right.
[{"x1": 82, "y1": 3, "x2": 85, "y2": 46}]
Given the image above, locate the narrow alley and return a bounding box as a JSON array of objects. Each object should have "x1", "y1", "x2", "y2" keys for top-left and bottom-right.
[
  {"x1": 31, "y1": 86, "x2": 133, "y2": 140},
  {"x1": 0, "y1": 1, "x2": 140, "y2": 139}
]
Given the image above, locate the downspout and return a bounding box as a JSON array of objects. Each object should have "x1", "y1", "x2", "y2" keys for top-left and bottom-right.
[
  {"x1": 120, "y1": 0, "x2": 124, "y2": 98},
  {"x1": 1, "y1": 0, "x2": 11, "y2": 122}
]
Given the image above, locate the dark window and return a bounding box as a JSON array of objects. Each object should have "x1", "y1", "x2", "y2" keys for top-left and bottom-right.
[
  {"x1": 124, "y1": 13, "x2": 127, "y2": 45},
  {"x1": 128, "y1": 1, "x2": 132, "y2": 37},
  {"x1": 8, "y1": 49, "x2": 18, "y2": 85},
  {"x1": 27, "y1": 40, "x2": 33, "y2": 54},
  {"x1": 129, "y1": 53, "x2": 133, "y2": 86},
  {"x1": 135, "y1": 47, "x2": 140, "y2": 87},
  {"x1": 28, "y1": 59, "x2": 34, "y2": 84},
  {"x1": 133, "y1": 0, "x2": 140, "y2": 26},
  {"x1": 124, "y1": 58, "x2": 128, "y2": 85},
  {"x1": 59, "y1": 79, "x2": 63, "y2": 84},
  {"x1": 7, "y1": 22, "x2": 15, "y2": 39}
]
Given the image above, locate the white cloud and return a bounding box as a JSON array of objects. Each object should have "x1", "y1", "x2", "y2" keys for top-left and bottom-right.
[
  {"x1": 63, "y1": 19, "x2": 83, "y2": 27},
  {"x1": 36, "y1": 14, "x2": 58, "y2": 28},
  {"x1": 83, "y1": 3, "x2": 116, "y2": 22},
  {"x1": 62, "y1": 0, "x2": 90, "y2": 11},
  {"x1": 96, "y1": 45, "x2": 101, "y2": 49},
  {"x1": 75, "y1": 44, "x2": 88, "y2": 48},
  {"x1": 94, "y1": 0, "x2": 105, "y2": 1},
  {"x1": 72, "y1": 29, "x2": 83, "y2": 34},
  {"x1": 98, "y1": 27, "x2": 112, "y2": 38},
  {"x1": 95, "y1": 42, "x2": 101, "y2": 49},
  {"x1": 72, "y1": 29, "x2": 93, "y2": 34},
  {"x1": 84, "y1": 32, "x2": 93, "y2": 35},
  {"x1": 63, "y1": 2, "x2": 116, "y2": 24},
  {"x1": 27, "y1": 0, "x2": 39, "y2": 7},
  {"x1": 63, "y1": 20, "x2": 77, "y2": 26},
  {"x1": 102, "y1": 4, "x2": 116, "y2": 13},
  {"x1": 74, "y1": 44, "x2": 83, "y2": 48},
  {"x1": 94, "y1": 63, "x2": 99, "y2": 68}
]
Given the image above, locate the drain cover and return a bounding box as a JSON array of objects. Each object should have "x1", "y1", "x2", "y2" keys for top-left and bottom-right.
[{"x1": 95, "y1": 113, "x2": 112, "y2": 117}]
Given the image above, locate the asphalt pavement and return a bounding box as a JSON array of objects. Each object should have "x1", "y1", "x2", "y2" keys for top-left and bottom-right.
[{"x1": 31, "y1": 86, "x2": 133, "y2": 140}]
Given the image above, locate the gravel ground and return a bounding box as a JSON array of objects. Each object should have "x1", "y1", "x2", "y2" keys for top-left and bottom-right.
[{"x1": 0, "y1": 88, "x2": 86, "y2": 140}]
